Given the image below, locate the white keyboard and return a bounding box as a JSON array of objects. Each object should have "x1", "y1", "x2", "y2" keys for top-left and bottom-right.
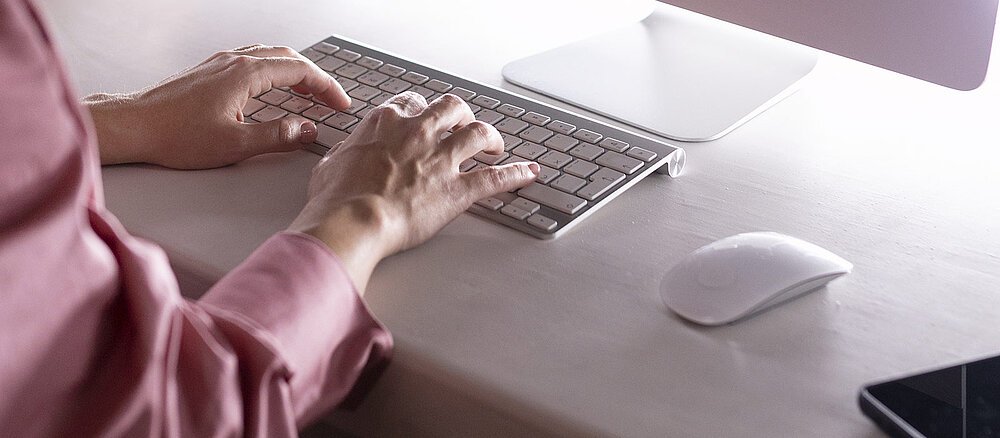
[{"x1": 244, "y1": 35, "x2": 686, "y2": 239}]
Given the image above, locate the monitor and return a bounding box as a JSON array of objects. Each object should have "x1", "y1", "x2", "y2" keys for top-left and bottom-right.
[{"x1": 502, "y1": 0, "x2": 998, "y2": 142}]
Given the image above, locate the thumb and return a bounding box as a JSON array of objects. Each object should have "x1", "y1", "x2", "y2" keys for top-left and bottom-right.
[
  {"x1": 464, "y1": 162, "x2": 540, "y2": 201},
  {"x1": 240, "y1": 116, "x2": 318, "y2": 156}
]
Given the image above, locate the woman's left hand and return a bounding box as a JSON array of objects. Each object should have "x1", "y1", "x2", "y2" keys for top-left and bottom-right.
[{"x1": 87, "y1": 44, "x2": 349, "y2": 169}]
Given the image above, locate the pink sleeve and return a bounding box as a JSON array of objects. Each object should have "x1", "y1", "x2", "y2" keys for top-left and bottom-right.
[
  {"x1": 0, "y1": 0, "x2": 392, "y2": 436},
  {"x1": 200, "y1": 231, "x2": 393, "y2": 428}
]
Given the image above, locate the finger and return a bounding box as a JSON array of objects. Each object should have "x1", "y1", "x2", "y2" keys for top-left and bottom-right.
[
  {"x1": 440, "y1": 120, "x2": 503, "y2": 162},
  {"x1": 243, "y1": 56, "x2": 350, "y2": 110},
  {"x1": 381, "y1": 91, "x2": 428, "y2": 117},
  {"x1": 462, "y1": 162, "x2": 540, "y2": 202},
  {"x1": 238, "y1": 116, "x2": 318, "y2": 157},
  {"x1": 419, "y1": 93, "x2": 475, "y2": 134}
]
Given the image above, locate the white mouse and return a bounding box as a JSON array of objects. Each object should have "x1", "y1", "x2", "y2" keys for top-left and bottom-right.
[{"x1": 660, "y1": 232, "x2": 852, "y2": 325}]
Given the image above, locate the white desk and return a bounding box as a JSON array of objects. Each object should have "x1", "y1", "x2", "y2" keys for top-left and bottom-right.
[{"x1": 43, "y1": 0, "x2": 1000, "y2": 436}]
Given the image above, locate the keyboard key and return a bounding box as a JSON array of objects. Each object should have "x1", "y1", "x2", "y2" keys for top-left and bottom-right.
[
  {"x1": 312, "y1": 42, "x2": 339, "y2": 54},
  {"x1": 536, "y1": 165, "x2": 560, "y2": 184},
  {"x1": 251, "y1": 105, "x2": 287, "y2": 122},
  {"x1": 370, "y1": 92, "x2": 395, "y2": 106},
  {"x1": 475, "y1": 197, "x2": 504, "y2": 211},
  {"x1": 543, "y1": 134, "x2": 578, "y2": 152},
  {"x1": 324, "y1": 113, "x2": 359, "y2": 130},
  {"x1": 334, "y1": 63, "x2": 367, "y2": 79},
  {"x1": 497, "y1": 104, "x2": 525, "y2": 117},
  {"x1": 599, "y1": 137, "x2": 629, "y2": 153},
  {"x1": 357, "y1": 56, "x2": 384, "y2": 69},
  {"x1": 316, "y1": 56, "x2": 347, "y2": 72},
  {"x1": 379, "y1": 78, "x2": 411, "y2": 94},
  {"x1": 401, "y1": 71, "x2": 429, "y2": 84},
  {"x1": 348, "y1": 84, "x2": 381, "y2": 101},
  {"x1": 501, "y1": 155, "x2": 531, "y2": 166},
  {"x1": 500, "y1": 205, "x2": 532, "y2": 220},
  {"x1": 425, "y1": 79, "x2": 452, "y2": 92},
  {"x1": 459, "y1": 158, "x2": 477, "y2": 172},
  {"x1": 357, "y1": 70, "x2": 390, "y2": 86},
  {"x1": 510, "y1": 198, "x2": 540, "y2": 214},
  {"x1": 519, "y1": 125, "x2": 554, "y2": 144},
  {"x1": 378, "y1": 64, "x2": 406, "y2": 77},
  {"x1": 595, "y1": 151, "x2": 643, "y2": 174},
  {"x1": 280, "y1": 96, "x2": 314, "y2": 113},
  {"x1": 408, "y1": 85, "x2": 434, "y2": 98},
  {"x1": 500, "y1": 133, "x2": 522, "y2": 151},
  {"x1": 573, "y1": 129, "x2": 603, "y2": 143},
  {"x1": 473, "y1": 151, "x2": 508, "y2": 165},
  {"x1": 569, "y1": 143, "x2": 605, "y2": 161},
  {"x1": 512, "y1": 142, "x2": 546, "y2": 160},
  {"x1": 242, "y1": 99, "x2": 266, "y2": 117},
  {"x1": 475, "y1": 109, "x2": 504, "y2": 125},
  {"x1": 471, "y1": 95, "x2": 500, "y2": 109},
  {"x1": 550, "y1": 174, "x2": 587, "y2": 194},
  {"x1": 522, "y1": 112, "x2": 550, "y2": 126},
  {"x1": 335, "y1": 77, "x2": 359, "y2": 92},
  {"x1": 590, "y1": 167, "x2": 625, "y2": 184},
  {"x1": 356, "y1": 106, "x2": 375, "y2": 119},
  {"x1": 315, "y1": 124, "x2": 349, "y2": 148},
  {"x1": 527, "y1": 214, "x2": 558, "y2": 232},
  {"x1": 577, "y1": 178, "x2": 619, "y2": 201},
  {"x1": 547, "y1": 120, "x2": 576, "y2": 135},
  {"x1": 300, "y1": 48, "x2": 325, "y2": 62},
  {"x1": 537, "y1": 150, "x2": 572, "y2": 169},
  {"x1": 259, "y1": 89, "x2": 291, "y2": 105},
  {"x1": 342, "y1": 99, "x2": 368, "y2": 114},
  {"x1": 334, "y1": 49, "x2": 362, "y2": 62},
  {"x1": 563, "y1": 160, "x2": 599, "y2": 178},
  {"x1": 518, "y1": 182, "x2": 587, "y2": 215},
  {"x1": 626, "y1": 146, "x2": 657, "y2": 162},
  {"x1": 496, "y1": 118, "x2": 529, "y2": 135},
  {"x1": 451, "y1": 87, "x2": 476, "y2": 101},
  {"x1": 302, "y1": 104, "x2": 335, "y2": 121}
]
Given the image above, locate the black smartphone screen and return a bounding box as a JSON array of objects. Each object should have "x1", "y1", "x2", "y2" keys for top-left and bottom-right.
[{"x1": 860, "y1": 354, "x2": 1000, "y2": 438}]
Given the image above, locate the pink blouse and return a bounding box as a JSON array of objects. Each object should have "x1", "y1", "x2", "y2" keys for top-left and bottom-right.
[{"x1": 0, "y1": 0, "x2": 393, "y2": 436}]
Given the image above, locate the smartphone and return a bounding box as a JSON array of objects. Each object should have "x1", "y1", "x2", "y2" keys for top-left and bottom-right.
[{"x1": 858, "y1": 353, "x2": 1000, "y2": 438}]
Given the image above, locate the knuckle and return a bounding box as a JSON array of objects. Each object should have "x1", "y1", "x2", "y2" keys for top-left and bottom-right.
[
  {"x1": 486, "y1": 167, "x2": 507, "y2": 191},
  {"x1": 278, "y1": 119, "x2": 297, "y2": 144},
  {"x1": 437, "y1": 93, "x2": 464, "y2": 107},
  {"x1": 274, "y1": 45, "x2": 298, "y2": 57},
  {"x1": 370, "y1": 105, "x2": 399, "y2": 121},
  {"x1": 466, "y1": 121, "x2": 495, "y2": 138},
  {"x1": 227, "y1": 54, "x2": 256, "y2": 69}
]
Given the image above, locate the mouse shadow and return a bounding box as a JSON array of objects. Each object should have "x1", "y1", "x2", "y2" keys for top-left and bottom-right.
[{"x1": 658, "y1": 278, "x2": 842, "y2": 367}]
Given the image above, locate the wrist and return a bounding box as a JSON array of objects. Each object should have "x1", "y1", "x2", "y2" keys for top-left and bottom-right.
[
  {"x1": 84, "y1": 92, "x2": 146, "y2": 165},
  {"x1": 289, "y1": 196, "x2": 398, "y2": 292}
]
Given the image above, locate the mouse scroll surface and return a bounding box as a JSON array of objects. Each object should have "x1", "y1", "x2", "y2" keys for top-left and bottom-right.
[{"x1": 660, "y1": 232, "x2": 852, "y2": 325}]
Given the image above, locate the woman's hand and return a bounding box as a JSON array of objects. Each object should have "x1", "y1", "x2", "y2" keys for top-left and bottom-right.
[
  {"x1": 288, "y1": 92, "x2": 539, "y2": 291},
  {"x1": 87, "y1": 44, "x2": 349, "y2": 169}
]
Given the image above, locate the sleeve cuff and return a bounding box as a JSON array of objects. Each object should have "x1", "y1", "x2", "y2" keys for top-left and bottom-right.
[{"x1": 199, "y1": 231, "x2": 393, "y2": 423}]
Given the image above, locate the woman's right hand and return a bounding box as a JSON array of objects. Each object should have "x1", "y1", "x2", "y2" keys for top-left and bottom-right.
[{"x1": 288, "y1": 91, "x2": 539, "y2": 292}]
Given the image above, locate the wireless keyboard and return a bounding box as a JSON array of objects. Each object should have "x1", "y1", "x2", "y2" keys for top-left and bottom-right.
[{"x1": 243, "y1": 35, "x2": 686, "y2": 239}]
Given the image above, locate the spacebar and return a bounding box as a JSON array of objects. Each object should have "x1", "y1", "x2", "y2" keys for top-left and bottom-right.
[
  {"x1": 517, "y1": 182, "x2": 587, "y2": 215},
  {"x1": 316, "y1": 124, "x2": 349, "y2": 149}
]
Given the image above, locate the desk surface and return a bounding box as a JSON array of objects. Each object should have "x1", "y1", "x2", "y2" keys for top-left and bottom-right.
[{"x1": 43, "y1": 0, "x2": 1000, "y2": 436}]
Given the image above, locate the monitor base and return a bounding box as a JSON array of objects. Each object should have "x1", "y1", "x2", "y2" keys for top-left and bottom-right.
[{"x1": 502, "y1": 4, "x2": 818, "y2": 142}]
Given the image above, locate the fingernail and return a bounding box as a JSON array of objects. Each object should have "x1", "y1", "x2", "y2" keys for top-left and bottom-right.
[
  {"x1": 527, "y1": 162, "x2": 540, "y2": 176},
  {"x1": 299, "y1": 121, "x2": 317, "y2": 144}
]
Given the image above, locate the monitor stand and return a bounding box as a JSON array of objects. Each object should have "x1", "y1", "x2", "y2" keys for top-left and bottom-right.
[{"x1": 502, "y1": 4, "x2": 818, "y2": 142}]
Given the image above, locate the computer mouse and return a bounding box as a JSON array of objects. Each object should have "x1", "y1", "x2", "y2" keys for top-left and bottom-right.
[{"x1": 660, "y1": 232, "x2": 852, "y2": 325}]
